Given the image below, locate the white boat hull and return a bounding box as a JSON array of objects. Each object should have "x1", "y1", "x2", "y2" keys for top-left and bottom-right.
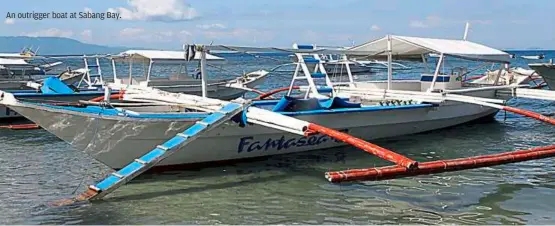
[
  {"x1": 7, "y1": 95, "x2": 499, "y2": 169},
  {"x1": 116, "y1": 70, "x2": 270, "y2": 100},
  {"x1": 529, "y1": 63, "x2": 555, "y2": 89},
  {"x1": 324, "y1": 64, "x2": 370, "y2": 74}
]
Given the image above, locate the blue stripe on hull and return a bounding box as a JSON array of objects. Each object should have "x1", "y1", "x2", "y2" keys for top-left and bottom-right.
[
  {"x1": 26, "y1": 102, "x2": 210, "y2": 119},
  {"x1": 420, "y1": 76, "x2": 450, "y2": 82}
]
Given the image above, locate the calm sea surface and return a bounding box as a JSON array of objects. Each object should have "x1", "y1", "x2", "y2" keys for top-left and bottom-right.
[{"x1": 0, "y1": 50, "x2": 554, "y2": 224}]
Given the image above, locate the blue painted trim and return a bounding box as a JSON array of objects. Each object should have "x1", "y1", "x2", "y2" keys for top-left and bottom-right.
[
  {"x1": 41, "y1": 77, "x2": 74, "y2": 94},
  {"x1": 251, "y1": 98, "x2": 350, "y2": 106},
  {"x1": 421, "y1": 76, "x2": 450, "y2": 82},
  {"x1": 303, "y1": 58, "x2": 320, "y2": 63},
  {"x1": 95, "y1": 175, "x2": 119, "y2": 190},
  {"x1": 162, "y1": 136, "x2": 188, "y2": 150},
  {"x1": 118, "y1": 161, "x2": 144, "y2": 176},
  {"x1": 252, "y1": 97, "x2": 431, "y2": 116},
  {"x1": 23, "y1": 96, "x2": 431, "y2": 120},
  {"x1": 219, "y1": 103, "x2": 242, "y2": 113},
  {"x1": 202, "y1": 112, "x2": 225, "y2": 124},
  {"x1": 251, "y1": 99, "x2": 281, "y2": 106},
  {"x1": 26, "y1": 102, "x2": 210, "y2": 119},
  {"x1": 278, "y1": 103, "x2": 433, "y2": 116},
  {"x1": 182, "y1": 123, "x2": 208, "y2": 136},
  {"x1": 317, "y1": 87, "x2": 333, "y2": 93},
  {"x1": 139, "y1": 149, "x2": 166, "y2": 163},
  {"x1": 296, "y1": 44, "x2": 314, "y2": 50},
  {"x1": 13, "y1": 91, "x2": 108, "y2": 98},
  {"x1": 311, "y1": 72, "x2": 326, "y2": 78}
]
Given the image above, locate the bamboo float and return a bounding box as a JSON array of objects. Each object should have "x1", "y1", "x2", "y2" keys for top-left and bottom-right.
[
  {"x1": 326, "y1": 145, "x2": 555, "y2": 182},
  {"x1": 0, "y1": 123, "x2": 40, "y2": 130}
]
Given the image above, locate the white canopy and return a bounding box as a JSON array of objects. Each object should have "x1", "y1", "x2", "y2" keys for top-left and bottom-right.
[
  {"x1": 348, "y1": 35, "x2": 511, "y2": 63},
  {"x1": 113, "y1": 50, "x2": 225, "y2": 64}
]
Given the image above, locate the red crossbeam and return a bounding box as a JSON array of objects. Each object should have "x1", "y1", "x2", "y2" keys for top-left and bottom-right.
[{"x1": 307, "y1": 123, "x2": 418, "y2": 169}]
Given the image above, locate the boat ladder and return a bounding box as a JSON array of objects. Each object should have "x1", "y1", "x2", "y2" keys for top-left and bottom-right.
[
  {"x1": 78, "y1": 56, "x2": 103, "y2": 87},
  {"x1": 289, "y1": 44, "x2": 335, "y2": 98},
  {"x1": 67, "y1": 101, "x2": 245, "y2": 202}
]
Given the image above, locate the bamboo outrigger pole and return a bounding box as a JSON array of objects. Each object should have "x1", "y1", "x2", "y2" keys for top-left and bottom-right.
[{"x1": 326, "y1": 145, "x2": 555, "y2": 182}]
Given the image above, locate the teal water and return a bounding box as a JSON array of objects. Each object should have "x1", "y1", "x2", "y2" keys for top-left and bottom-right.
[{"x1": 0, "y1": 50, "x2": 554, "y2": 224}]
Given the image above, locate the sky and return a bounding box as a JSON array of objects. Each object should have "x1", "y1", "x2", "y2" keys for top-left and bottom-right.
[{"x1": 1, "y1": 0, "x2": 554, "y2": 50}]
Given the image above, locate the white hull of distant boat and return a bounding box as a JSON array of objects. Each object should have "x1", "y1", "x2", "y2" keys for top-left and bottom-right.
[
  {"x1": 114, "y1": 70, "x2": 270, "y2": 100},
  {"x1": 0, "y1": 70, "x2": 268, "y2": 119},
  {"x1": 529, "y1": 63, "x2": 555, "y2": 89},
  {"x1": 324, "y1": 61, "x2": 370, "y2": 74},
  {"x1": 2, "y1": 87, "x2": 499, "y2": 169},
  {"x1": 0, "y1": 58, "x2": 63, "y2": 90},
  {"x1": 104, "y1": 50, "x2": 270, "y2": 100},
  {"x1": 521, "y1": 54, "x2": 545, "y2": 60},
  {"x1": 0, "y1": 90, "x2": 108, "y2": 119},
  {"x1": 470, "y1": 67, "x2": 538, "y2": 86}
]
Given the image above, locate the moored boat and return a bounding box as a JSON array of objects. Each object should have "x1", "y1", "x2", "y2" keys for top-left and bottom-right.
[
  {"x1": 5, "y1": 39, "x2": 555, "y2": 203},
  {"x1": 1, "y1": 36, "x2": 520, "y2": 168},
  {"x1": 529, "y1": 61, "x2": 555, "y2": 89},
  {"x1": 84, "y1": 50, "x2": 270, "y2": 100}
]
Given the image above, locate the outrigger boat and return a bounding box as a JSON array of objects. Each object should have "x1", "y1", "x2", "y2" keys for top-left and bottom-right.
[
  {"x1": 0, "y1": 49, "x2": 269, "y2": 120},
  {"x1": 2, "y1": 35, "x2": 555, "y2": 204},
  {"x1": 0, "y1": 58, "x2": 63, "y2": 90},
  {"x1": 521, "y1": 53, "x2": 545, "y2": 60},
  {"x1": 107, "y1": 50, "x2": 270, "y2": 99}
]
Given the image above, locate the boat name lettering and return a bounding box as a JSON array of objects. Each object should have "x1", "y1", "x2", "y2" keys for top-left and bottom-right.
[{"x1": 237, "y1": 129, "x2": 348, "y2": 153}]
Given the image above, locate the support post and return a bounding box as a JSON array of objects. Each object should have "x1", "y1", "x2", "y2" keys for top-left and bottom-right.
[
  {"x1": 128, "y1": 57, "x2": 133, "y2": 85},
  {"x1": 421, "y1": 54, "x2": 429, "y2": 73},
  {"x1": 428, "y1": 53, "x2": 444, "y2": 92},
  {"x1": 492, "y1": 63, "x2": 506, "y2": 85},
  {"x1": 463, "y1": 22, "x2": 470, "y2": 41},
  {"x1": 103, "y1": 86, "x2": 111, "y2": 103},
  {"x1": 345, "y1": 60, "x2": 355, "y2": 88},
  {"x1": 146, "y1": 59, "x2": 153, "y2": 83},
  {"x1": 96, "y1": 57, "x2": 103, "y2": 84},
  {"x1": 200, "y1": 46, "x2": 208, "y2": 98},
  {"x1": 387, "y1": 35, "x2": 393, "y2": 90},
  {"x1": 287, "y1": 63, "x2": 301, "y2": 96},
  {"x1": 111, "y1": 58, "x2": 117, "y2": 82}
]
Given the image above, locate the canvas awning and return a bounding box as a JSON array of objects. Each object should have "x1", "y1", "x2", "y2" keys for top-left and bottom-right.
[
  {"x1": 348, "y1": 35, "x2": 511, "y2": 63},
  {"x1": 112, "y1": 50, "x2": 225, "y2": 64}
]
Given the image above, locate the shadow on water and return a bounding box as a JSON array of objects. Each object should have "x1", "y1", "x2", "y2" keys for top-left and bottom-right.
[
  {"x1": 106, "y1": 173, "x2": 294, "y2": 203},
  {"x1": 473, "y1": 183, "x2": 532, "y2": 224}
]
